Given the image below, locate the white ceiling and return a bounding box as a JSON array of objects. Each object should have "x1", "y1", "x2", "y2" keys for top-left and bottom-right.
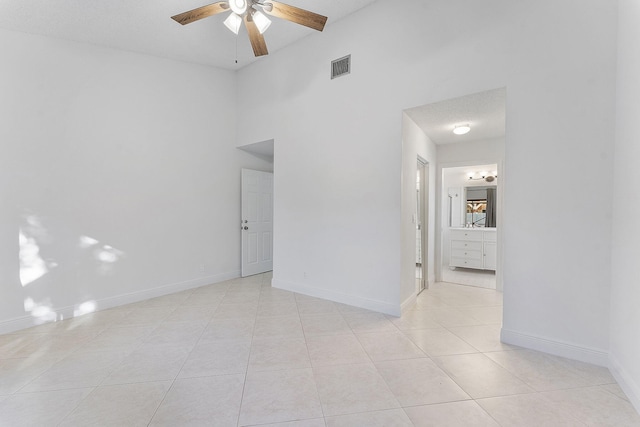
[
  {"x1": 0, "y1": 0, "x2": 377, "y2": 70},
  {"x1": 237, "y1": 139, "x2": 274, "y2": 162},
  {"x1": 405, "y1": 88, "x2": 506, "y2": 145}
]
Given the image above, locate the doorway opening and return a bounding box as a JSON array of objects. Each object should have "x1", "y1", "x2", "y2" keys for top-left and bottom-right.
[
  {"x1": 404, "y1": 87, "x2": 506, "y2": 295},
  {"x1": 237, "y1": 139, "x2": 275, "y2": 278},
  {"x1": 441, "y1": 163, "x2": 499, "y2": 289}
]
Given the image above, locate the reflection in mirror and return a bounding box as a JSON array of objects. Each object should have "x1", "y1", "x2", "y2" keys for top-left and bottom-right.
[{"x1": 465, "y1": 186, "x2": 496, "y2": 227}]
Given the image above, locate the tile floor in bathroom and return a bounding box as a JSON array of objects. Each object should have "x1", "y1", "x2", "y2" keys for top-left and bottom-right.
[{"x1": 0, "y1": 273, "x2": 638, "y2": 426}]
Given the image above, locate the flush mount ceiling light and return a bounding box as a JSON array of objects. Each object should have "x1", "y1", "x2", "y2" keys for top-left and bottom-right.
[
  {"x1": 171, "y1": 1, "x2": 328, "y2": 57},
  {"x1": 453, "y1": 124, "x2": 471, "y2": 135}
]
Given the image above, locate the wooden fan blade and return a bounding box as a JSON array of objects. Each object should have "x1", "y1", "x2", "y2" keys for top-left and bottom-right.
[
  {"x1": 263, "y1": 1, "x2": 327, "y2": 31},
  {"x1": 244, "y1": 14, "x2": 269, "y2": 57},
  {"x1": 171, "y1": 2, "x2": 229, "y2": 25}
]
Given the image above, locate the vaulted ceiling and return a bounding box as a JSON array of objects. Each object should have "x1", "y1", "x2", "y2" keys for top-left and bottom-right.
[{"x1": 0, "y1": 0, "x2": 377, "y2": 70}]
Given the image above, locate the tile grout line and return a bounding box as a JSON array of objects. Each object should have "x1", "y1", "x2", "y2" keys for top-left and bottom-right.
[
  {"x1": 144, "y1": 288, "x2": 211, "y2": 426},
  {"x1": 296, "y1": 285, "x2": 328, "y2": 425},
  {"x1": 235, "y1": 273, "x2": 265, "y2": 427},
  {"x1": 20, "y1": 309, "x2": 172, "y2": 425},
  {"x1": 50, "y1": 315, "x2": 167, "y2": 425},
  {"x1": 349, "y1": 313, "x2": 415, "y2": 424}
]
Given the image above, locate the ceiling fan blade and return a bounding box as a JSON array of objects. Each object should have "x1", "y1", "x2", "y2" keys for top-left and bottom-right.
[
  {"x1": 171, "y1": 2, "x2": 229, "y2": 25},
  {"x1": 263, "y1": 1, "x2": 327, "y2": 32},
  {"x1": 244, "y1": 14, "x2": 269, "y2": 57}
]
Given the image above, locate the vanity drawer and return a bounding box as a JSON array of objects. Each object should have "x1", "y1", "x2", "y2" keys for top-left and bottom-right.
[
  {"x1": 450, "y1": 257, "x2": 483, "y2": 269},
  {"x1": 450, "y1": 230, "x2": 483, "y2": 241},
  {"x1": 451, "y1": 248, "x2": 482, "y2": 260},
  {"x1": 483, "y1": 231, "x2": 497, "y2": 242},
  {"x1": 451, "y1": 240, "x2": 482, "y2": 251}
]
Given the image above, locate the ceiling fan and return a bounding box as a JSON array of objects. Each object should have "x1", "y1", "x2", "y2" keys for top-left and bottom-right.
[{"x1": 171, "y1": 0, "x2": 328, "y2": 57}]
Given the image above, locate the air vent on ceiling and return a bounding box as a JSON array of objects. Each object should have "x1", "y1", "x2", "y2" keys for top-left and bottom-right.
[{"x1": 331, "y1": 55, "x2": 351, "y2": 79}]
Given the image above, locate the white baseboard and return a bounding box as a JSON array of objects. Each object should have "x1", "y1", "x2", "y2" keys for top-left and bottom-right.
[
  {"x1": 272, "y1": 278, "x2": 401, "y2": 317},
  {"x1": 0, "y1": 306, "x2": 79, "y2": 336},
  {"x1": 501, "y1": 328, "x2": 609, "y2": 367},
  {"x1": 609, "y1": 353, "x2": 640, "y2": 413},
  {"x1": 401, "y1": 293, "x2": 417, "y2": 316},
  {"x1": 0, "y1": 270, "x2": 240, "y2": 335}
]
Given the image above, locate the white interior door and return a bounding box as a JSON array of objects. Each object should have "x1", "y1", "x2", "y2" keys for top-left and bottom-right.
[{"x1": 241, "y1": 169, "x2": 273, "y2": 277}]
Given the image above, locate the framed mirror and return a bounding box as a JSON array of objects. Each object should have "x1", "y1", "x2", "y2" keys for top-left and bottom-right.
[{"x1": 464, "y1": 186, "x2": 497, "y2": 227}]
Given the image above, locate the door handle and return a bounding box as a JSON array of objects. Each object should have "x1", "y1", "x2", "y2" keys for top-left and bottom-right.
[{"x1": 243, "y1": 226, "x2": 249, "y2": 230}]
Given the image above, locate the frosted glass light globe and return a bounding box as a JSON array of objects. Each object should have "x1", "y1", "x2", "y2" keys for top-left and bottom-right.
[
  {"x1": 230, "y1": 0, "x2": 248, "y2": 15},
  {"x1": 253, "y1": 10, "x2": 272, "y2": 34},
  {"x1": 224, "y1": 13, "x2": 242, "y2": 34}
]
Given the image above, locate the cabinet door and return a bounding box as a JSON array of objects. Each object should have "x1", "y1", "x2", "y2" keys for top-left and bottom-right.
[{"x1": 483, "y1": 242, "x2": 497, "y2": 270}]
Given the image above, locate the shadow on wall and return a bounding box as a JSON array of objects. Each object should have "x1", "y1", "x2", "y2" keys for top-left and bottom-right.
[{"x1": 16, "y1": 211, "x2": 125, "y2": 324}]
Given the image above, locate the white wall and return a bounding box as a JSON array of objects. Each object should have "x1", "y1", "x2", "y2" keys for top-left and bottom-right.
[
  {"x1": 236, "y1": 0, "x2": 617, "y2": 360},
  {"x1": 610, "y1": 0, "x2": 640, "y2": 411},
  {"x1": 400, "y1": 114, "x2": 437, "y2": 311},
  {"x1": 0, "y1": 29, "x2": 272, "y2": 332},
  {"x1": 437, "y1": 138, "x2": 505, "y2": 167}
]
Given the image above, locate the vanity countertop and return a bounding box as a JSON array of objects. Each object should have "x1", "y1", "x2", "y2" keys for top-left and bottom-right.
[{"x1": 450, "y1": 227, "x2": 496, "y2": 231}]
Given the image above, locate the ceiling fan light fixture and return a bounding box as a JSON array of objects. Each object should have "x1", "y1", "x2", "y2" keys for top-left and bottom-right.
[
  {"x1": 224, "y1": 13, "x2": 242, "y2": 34},
  {"x1": 252, "y1": 10, "x2": 272, "y2": 34},
  {"x1": 229, "y1": 0, "x2": 248, "y2": 15},
  {"x1": 170, "y1": 0, "x2": 328, "y2": 58},
  {"x1": 453, "y1": 124, "x2": 471, "y2": 135}
]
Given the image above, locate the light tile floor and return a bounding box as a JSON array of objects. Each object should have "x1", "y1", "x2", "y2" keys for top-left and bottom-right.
[
  {"x1": 441, "y1": 267, "x2": 496, "y2": 290},
  {"x1": 1, "y1": 274, "x2": 639, "y2": 426}
]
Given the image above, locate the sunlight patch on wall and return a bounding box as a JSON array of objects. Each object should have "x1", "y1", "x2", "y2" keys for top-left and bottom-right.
[
  {"x1": 74, "y1": 300, "x2": 97, "y2": 317},
  {"x1": 19, "y1": 229, "x2": 48, "y2": 286},
  {"x1": 79, "y1": 235, "x2": 125, "y2": 275},
  {"x1": 96, "y1": 245, "x2": 121, "y2": 263},
  {"x1": 95, "y1": 244, "x2": 124, "y2": 275},
  {"x1": 79, "y1": 235, "x2": 99, "y2": 248},
  {"x1": 17, "y1": 215, "x2": 124, "y2": 323},
  {"x1": 23, "y1": 297, "x2": 58, "y2": 324},
  {"x1": 19, "y1": 213, "x2": 58, "y2": 287}
]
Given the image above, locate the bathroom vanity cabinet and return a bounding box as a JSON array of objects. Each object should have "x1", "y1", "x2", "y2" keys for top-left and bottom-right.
[{"x1": 449, "y1": 228, "x2": 496, "y2": 270}]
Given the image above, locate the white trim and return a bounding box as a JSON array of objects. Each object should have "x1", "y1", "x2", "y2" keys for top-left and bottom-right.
[
  {"x1": 609, "y1": 353, "x2": 640, "y2": 413},
  {"x1": 401, "y1": 293, "x2": 417, "y2": 316},
  {"x1": 501, "y1": 328, "x2": 609, "y2": 367},
  {"x1": 272, "y1": 278, "x2": 400, "y2": 317},
  {"x1": 0, "y1": 270, "x2": 240, "y2": 335}
]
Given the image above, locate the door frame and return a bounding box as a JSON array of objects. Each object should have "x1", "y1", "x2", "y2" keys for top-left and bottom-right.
[{"x1": 417, "y1": 157, "x2": 429, "y2": 294}]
